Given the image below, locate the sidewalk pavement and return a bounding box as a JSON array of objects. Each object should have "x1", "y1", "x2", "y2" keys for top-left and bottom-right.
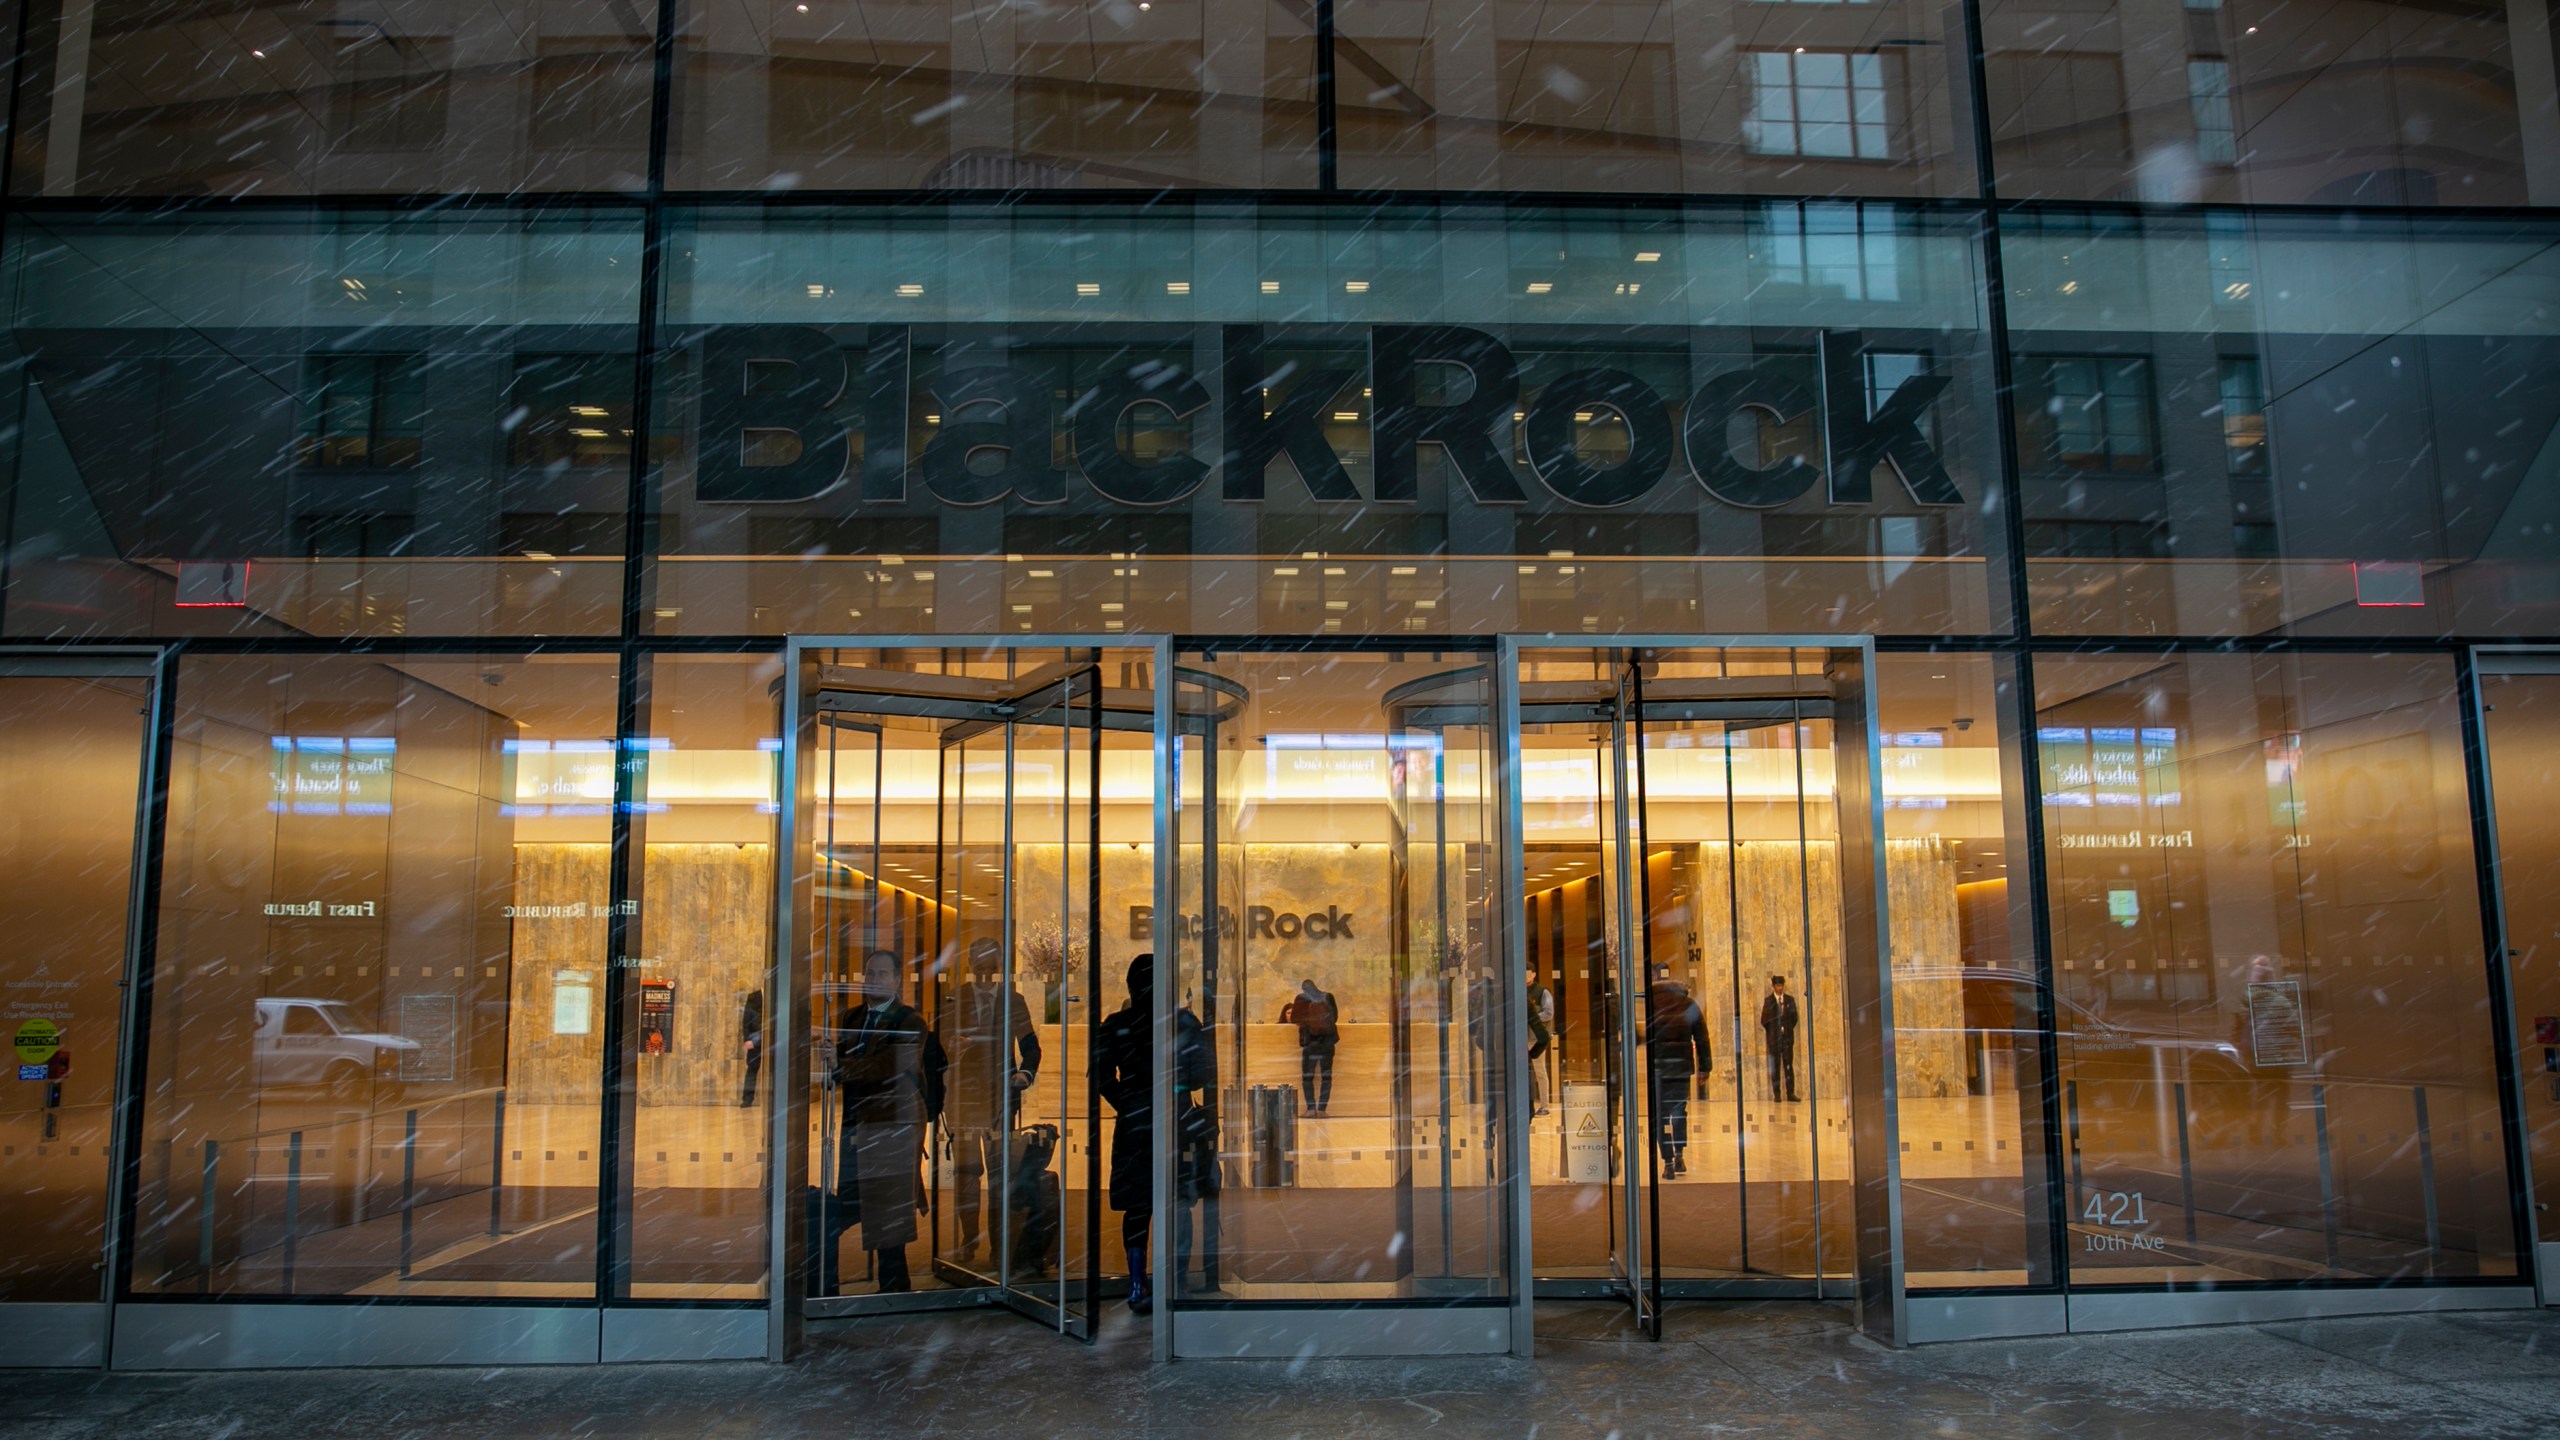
[{"x1": 3, "y1": 1300, "x2": 2555, "y2": 1438}]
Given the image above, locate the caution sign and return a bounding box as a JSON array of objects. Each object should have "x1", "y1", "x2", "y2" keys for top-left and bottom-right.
[
  {"x1": 1562, "y1": 1081, "x2": 1610, "y2": 1183},
  {"x1": 12, "y1": 1019, "x2": 59, "y2": 1067}
]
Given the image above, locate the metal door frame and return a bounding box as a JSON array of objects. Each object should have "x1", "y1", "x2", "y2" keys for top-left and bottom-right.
[
  {"x1": 1496, "y1": 636, "x2": 1901, "y2": 1347},
  {"x1": 2462, "y1": 646, "x2": 2560, "y2": 1307},
  {"x1": 0, "y1": 647, "x2": 170, "y2": 1369},
  {"x1": 770, "y1": 635, "x2": 1169, "y2": 1358}
]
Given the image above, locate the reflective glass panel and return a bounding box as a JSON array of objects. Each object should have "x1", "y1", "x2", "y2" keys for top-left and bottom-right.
[
  {"x1": 652, "y1": 203, "x2": 2007, "y2": 640},
  {"x1": 617, "y1": 653, "x2": 783, "y2": 1299},
  {"x1": 2004, "y1": 211, "x2": 2560, "y2": 640},
  {"x1": 132, "y1": 652, "x2": 617, "y2": 1298},
  {"x1": 1877, "y1": 652, "x2": 2053, "y2": 1289},
  {"x1": 0, "y1": 666, "x2": 148, "y2": 1304},
  {"x1": 1980, "y1": 0, "x2": 2560, "y2": 206},
  {"x1": 2036, "y1": 651, "x2": 2518, "y2": 1285},
  {"x1": 1167, "y1": 648, "x2": 1513, "y2": 1311},
  {"x1": 0, "y1": 211, "x2": 643, "y2": 640},
  {"x1": 669, "y1": 0, "x2": 1321, "y2": 190},
  {"x1": 1335, "y1": 0, "x2": 1979, "y2": 196},
  {"x1": 10, "y1": 0, "x2": 657, "y2": 196}
]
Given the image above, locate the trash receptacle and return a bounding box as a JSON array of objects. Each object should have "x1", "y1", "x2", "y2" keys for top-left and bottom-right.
[{"x1": 1249, "y1": 1084, "x2": 1297, "y2": 1188}]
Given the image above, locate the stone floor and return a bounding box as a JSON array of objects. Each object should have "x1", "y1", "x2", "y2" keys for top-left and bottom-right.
[{"x1": 4, "y1": 1301, "x2": 2558, "y2": 1439}]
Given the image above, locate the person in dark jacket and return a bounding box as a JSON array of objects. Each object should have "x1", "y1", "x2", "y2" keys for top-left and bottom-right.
[
  {"x1": 1097, "y1": 952, "x2": 1213, "y2": 1315},
  {"x1": 1645, "y1": 969, "x2": 1710, "y2": 1177},
  {"x1": 739, "y1": 989, "x2": 766, "y2": 1108},
  {"x1": 1277, "y1": 978, "x2": 1340, "y2": 1115},
  {"x1": 1760, "y1": 974, "x2": 1801, "y2": 1102},
  {"x1": 837, "y1": 949, "x2": 945, "y2": 1293}
]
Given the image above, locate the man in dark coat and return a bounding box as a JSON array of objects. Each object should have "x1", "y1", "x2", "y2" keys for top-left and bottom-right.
[
  {"x1": 1097, "y1": 952, "x2": 1213, "y2": 1315},
  {"x1": 1645, "y1": 969, "x2": 1710, "y2": 1177},
  {"x1": 837, "y1": 949, "x2": 945, "y2": 1292},
  {"x1": 1760, "y1": 974, "x2": 1801, "y2": 1102}
]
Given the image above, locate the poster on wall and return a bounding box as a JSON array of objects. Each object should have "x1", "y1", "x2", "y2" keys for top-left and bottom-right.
[
  {"x1": 553, "y1": 972, "x2": 593, "y2": 1036},
  {"x1": 399, "y1": 994, "x2": 457, "y2": 1082},
  {"x1": 2247, "y1": 980, "x2": 2308, "y2": 1067},
  {"x1": 640, "y1": 980, "x2": 677, "y2": 1055}
]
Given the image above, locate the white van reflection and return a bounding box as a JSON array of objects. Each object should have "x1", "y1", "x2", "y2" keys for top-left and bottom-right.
[{"x1": 252, "y1": 997, "x2": 419, "y2": 1098}]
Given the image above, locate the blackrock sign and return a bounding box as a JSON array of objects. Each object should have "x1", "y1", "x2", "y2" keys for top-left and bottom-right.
[{"x1": 694, "y1": 325, "x2": 1962, "y2": 513}]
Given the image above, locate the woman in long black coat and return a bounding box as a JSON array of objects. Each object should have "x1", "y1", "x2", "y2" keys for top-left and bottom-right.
[{"x1": 1096, "y1": 952, "x2": 1212, "y2": 1315}]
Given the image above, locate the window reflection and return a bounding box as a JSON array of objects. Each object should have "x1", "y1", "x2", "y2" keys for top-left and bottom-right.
[
  {"x1": 133, "y1": 654, "x2": 620, "y2": 1299},
  {"x1": 2035, "y1": 652, "x2": 2519, "y2": 1285}
]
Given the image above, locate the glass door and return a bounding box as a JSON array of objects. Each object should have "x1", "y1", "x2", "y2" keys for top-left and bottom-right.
[
  {"x1": 798, "y1": 649, "x2": 1134, "y2": 1339},
  {"x1": 2476, "y1": 654, "x2": 2560, "y2": 1292},
  {"x1": 1519, "y1": 645, "x2": 1854, "y2": 1314},
  {"x1": 1509, "y1": 661, "x2": 1653, "y2": 1330}
]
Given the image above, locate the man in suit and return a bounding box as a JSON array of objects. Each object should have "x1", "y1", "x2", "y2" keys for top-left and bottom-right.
[{"x1": 1761, "y1": 975, "x2": 1801, "y2": 1102}]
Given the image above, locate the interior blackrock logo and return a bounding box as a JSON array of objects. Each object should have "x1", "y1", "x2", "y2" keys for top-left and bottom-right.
[{"x1": 694, "y1": 325, "x2": 1961, "y2": 512}]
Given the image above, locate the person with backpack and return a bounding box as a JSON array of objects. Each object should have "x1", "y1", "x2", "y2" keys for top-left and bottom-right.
[
  {"x1": 1279, "y1": 977, "x2": 1341, "y2": 1116},
  {"x1": 1645, "y1": 967, "x2": 1710, "y2": 1178}
]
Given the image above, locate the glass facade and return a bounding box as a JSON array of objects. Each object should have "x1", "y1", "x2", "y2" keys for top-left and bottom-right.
[{"x1": 0, "y1": 0, "x2": 2551, "y2": 1369}]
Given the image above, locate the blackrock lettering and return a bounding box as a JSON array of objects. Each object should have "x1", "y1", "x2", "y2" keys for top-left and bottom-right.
[{"x1": 695, "y1": 324, "x2": 1959, "y2": 512}]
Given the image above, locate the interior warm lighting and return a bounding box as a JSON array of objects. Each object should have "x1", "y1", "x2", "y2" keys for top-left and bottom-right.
[
  {"x1": 1634, "y1": 251, "x2": 1661, "y2": 262},
  {"x1": 1166, "y1": 281, "x2": 1191, "y2": 295},
  {"x1": 1260, "y1": 280, "x2": 1280, "y2": 293},
  {"x1": 1525, "y1": 282, "x2": 1553, "y2": 294},
  {"x1": 896, "y1": 283, "x2": 924, "y2": 296},
  {"x1": 1343, "y1": 280, "x2": 1370, "y2": 293},
  {"x1": 1076, "y1": 282, "x2": 1101, "y2": 295}
]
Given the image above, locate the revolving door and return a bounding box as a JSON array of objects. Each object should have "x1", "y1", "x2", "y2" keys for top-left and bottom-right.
[{"x1": 786, "y1": 645, "x2": 1159, "y2": 1337}]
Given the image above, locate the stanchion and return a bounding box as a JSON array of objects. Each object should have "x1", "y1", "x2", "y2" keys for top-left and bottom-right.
[
  {"x1": 282, "y1": 1130, "x2": 304, "y2": 1296},
  {"x1": 2174, "y1": 1080, "x2": 2198, "y2": 1243},
  {"x1": 488, "y1": 1091, "x2": 507, "y2": 1237},
  {"x1": 2311, "y1": 1085, "x2": 2339, "y2": 1272},
  {"x1": 197, "y1": 1138, "x2": 220, "y2": 1293},
  {"x1": 399, "y1": 1108, "x2": 419, "y2": 1279},
  {"x1": 2413, "y1": 1085, "x2": 2441, "y2": 1272}
]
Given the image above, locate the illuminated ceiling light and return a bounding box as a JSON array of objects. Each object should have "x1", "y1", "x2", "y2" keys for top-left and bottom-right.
[
  {"x1": 1332, "y1": 411, "x2": 1360, "y2": 422},
  {"x1": 1166, "y1": 281, "x2": 1191, "y2": 294},
  {"x1": 1261, "y1": 280, "x2": 1280, "y2": 293},
  {"x1": 1343, "y1": 280, "x2": 1370, "y2": 293},
  {"x1": 807, "y1": 283, "x2": 827, "y2": 297},
  {"x1": 1076, "y1": 282, "x2": 1101, "y2": 296},
  {"x1": 570, "y1": 405, "x2": 609, "y2": 417},
  {"x1": 1525, "y1": 282, "x2": 1552, "y2": 294},
  {"x1": 1390, "y1": 566, "x2": 1417, "y2": 576},
  {"x1": 1273, "y1": 567, "x2": 1299, "y2": 576},
  {"x1": 1634, "y1": 251, "x2": 1661, "y2": 263},
  {"x1": 252, "y1": 47, "x2": 266, "y2": 57},
  {"x1": 896, "y1": 283, "x2": 924, "y2": 296}
]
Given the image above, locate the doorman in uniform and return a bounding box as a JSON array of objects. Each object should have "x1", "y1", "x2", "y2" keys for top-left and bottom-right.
[
  {"x1": 1278, "y1": 978, "x2": 1341, "y2": 1115},
  {"x1": 1761, "y1": 974, "x2": 1801, "y2": 1102},
  {"x1": 838, "y1": 950, "x2": 945, "y2": 1292},
  {"x1": 1645, "y1": 967, "x2": 1710, "y2": 1177},
  {"x1": 938, "y1": 937, "x2": 1041, "y2": 1260}
]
